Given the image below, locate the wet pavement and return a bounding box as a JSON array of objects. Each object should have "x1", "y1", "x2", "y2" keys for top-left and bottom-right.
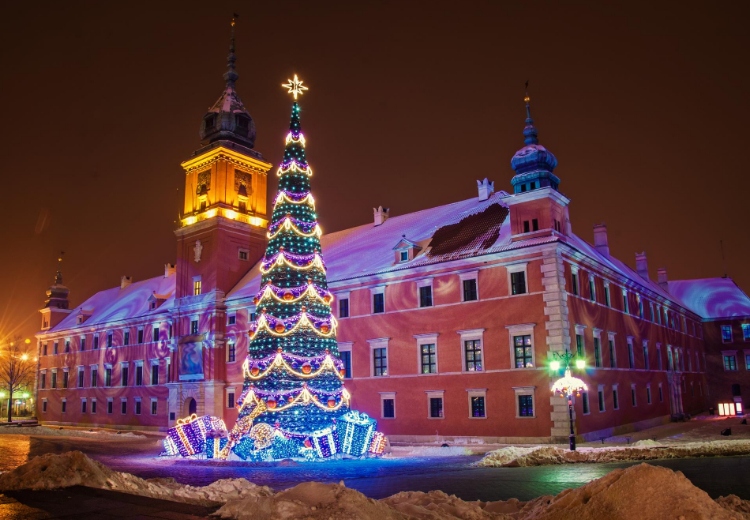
[{"x1": 1, "y1": 433, "x2": 749, "y2": 502}]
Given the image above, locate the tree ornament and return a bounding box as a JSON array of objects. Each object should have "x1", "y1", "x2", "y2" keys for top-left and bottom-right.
[
  {"x1": 266, "y1": 398, "x2": 277, "y2": 409},
  {"x1": 275, "y1": 323, "x2": 286, "y2": 333},
  {"x1": 327, "y1": 397, "x2": 336, "y2": 408},
  {"x1": 302, "y1": 364, "x2": 312, "y2": 375}
]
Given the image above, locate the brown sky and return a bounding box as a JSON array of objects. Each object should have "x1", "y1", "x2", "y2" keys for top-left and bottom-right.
[{"x1": 1, "y1": 0, "x2": 748, "y2": 342}]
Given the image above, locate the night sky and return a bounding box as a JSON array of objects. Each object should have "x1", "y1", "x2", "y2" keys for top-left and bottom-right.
[{"x1": 2, "y1": 1, "x2": 748, "y2": 341}]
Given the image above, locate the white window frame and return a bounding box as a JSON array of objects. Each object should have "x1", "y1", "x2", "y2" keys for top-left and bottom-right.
[
  {"x1": 134, "y1": 397, "x2": 142, "y2": 415},
  {"x1": 91, "y1": 398, "x2": 97, "y2": 414},
  {"x1": 426, "y1": 390, "x2": 445, "y2": 419},
  {"x1": 120, "y1": 398, "x2": 127, "y2": 415},
  {"x1": 238, "y1": 248, "x2": 249, "y2": 261},
  {"x1": 416, "y1": 278, "x2": 434, "y2": 308},
  {"x1": 575, "y1": 324, "x2": 587, "y2": 357},
  {"x1": 368, "y1": 337, "x2": 389, "y2": 377},
  {"x1": 415, "y1": 333, "x2": 439, "y2": 375},
  {"x1": 627, "y1": 336, "x2": 635, "y2": 369},
  {"x1": 459, "y1": 270, "x2": 479, "y2": 302},
  {"x1": 226, "y1": 338, "x2": 237, "y2": 363},
  {"x1": 338, "y1": 342, "x2": 352, "y2": 379},
  {"x1": 467, "y1": 388, "x2": 487, "y2": 419},
  {"x1": 61, "y1": 398, "x2": 67, "y2": 413},
  {"x1": 337, "y1": 291, "x2": 351, "y2": 319},
  {"x1": 642, "y1": 341, "x2": 649, "y2": 370},
  {"x1": 77, "y1": 366, "x2": 85, "y2": 388},
  {"x1": 592, "y1": 328, "x2": 603, "y2": 367},
  {"x1": 631, "y1": 383, "x2": 637, "y2": 407},
  {"x1": 513, "y1": 386, "x2": 536, "y2": 418},
  {"x1": 107, "y1": 397, "x2": 114, "y2": 414},
  {"x1": 570, "y1": 264, "x2": 580, "y2": 296},
  {"x1": 120, "y1": 361, "x2": 129, "y2": 387},
  {"x1": 42, "y1": 398, "x2": 48, "y2": 413},
  {"x1": 192, "y1": 275, "x2": 202, "y2": 296},
  {"x1": 588, "y1": 275, "x2": 596, "y2": 302},
  {"x1": 507, "y1": 323, "x2": 536, "y2": 369},
  {"x1": 612, "y1": 384, "x2": 620, "y2": 410},
  {"x1": 581, "y1": 390, "x2": 591, "y2": 415},
  {"x1": 742, "y1": 323, "x2": 750, "y2": 342},
  {"x1": 370, "y1": 286, "x2": 386, "y2": 314},
  {"x1": 607, "y1": 332, "x2": 617, "y2": 368},
  {"x1": 150, "y1": 398, "x2": 158, "y2": 415},
  {"x1": 226, "y1": 387, "x2": 236, "y2": 409},
  {"x1": 507, "y1": 262, "x2": 529, "y2": 296},
  {"x1": 722, "y1": 350, "x2": 739, "y2": 371},
  {"x1": 721, "y1": 325, "x2": 733, "y2": 343},
  {"x1": 597, "y1": 384, "x2": 606, "y2": 412},
  {"x1": 458, "y1": 328, "x2": 485, "y2": 373},
  {"x1": 227, "y1": 313, "x2": 236, "y2": 326},
  {"x1": 603, "y1": 280, "x2": 611, "y2": 307},
  {"x1": 380, "y1": 392, "x2": 396, "y2": 419},
  {"x1": 81, "y1": 398, "x2": 87, "y2": 414}
]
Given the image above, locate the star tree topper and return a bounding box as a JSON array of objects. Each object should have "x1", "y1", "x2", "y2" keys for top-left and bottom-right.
[{"x1": 282, "y1": 74, "x2": 309, "y2": 99}]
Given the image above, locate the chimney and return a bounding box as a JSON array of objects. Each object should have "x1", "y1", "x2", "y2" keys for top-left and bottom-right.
[
  {"x1": 477, "y1": 178, "x2": 495, "y2": 201},
  {"x1": 120, "y1": 275, "x2": 132, "y2": 289},
  {"x1": 593, "y1": 223, "x2": 610, "y2": 256},
  {"x1": 635, "y1": 252, "x2": 649, "y2": 280},
  {"x1": 164, "y1": 263, "x2": 176, "y2": 278},
  {"x1": 657, "y1": 267, "x2": 669, "y2": 292},
  {"x1": 373, "y1": 206, "x2": 389, "y2": 227}
]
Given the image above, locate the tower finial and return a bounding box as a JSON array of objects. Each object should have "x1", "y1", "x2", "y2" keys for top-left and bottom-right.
[
  {"x1": 522, "y1": 80, "x2": 538, "y2": 146},
  {"x1": 55, "y1": 251, "x2": 65, "y2": 285},
  {"x1": 223, "y1": 14, "x2": 239, "y2": 88}
]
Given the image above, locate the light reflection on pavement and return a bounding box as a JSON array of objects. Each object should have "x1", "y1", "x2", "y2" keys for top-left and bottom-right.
[{"x1": 1, "y1": 434, "x2": 748, "y2": 501}]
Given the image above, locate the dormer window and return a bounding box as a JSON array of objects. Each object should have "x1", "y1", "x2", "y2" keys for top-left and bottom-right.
[
  {"x1": 236, "y1": 115, "x2": 249, "y2": 129},
  {"x1": 399, "y1": 251, "x2": 408, "y2": 262},
  {"x1": 392, "y1": 235, "x2": 421, "y2": 264},
  {"x1": 204, "y1": 115, "x2": 216, "y2": 130}
]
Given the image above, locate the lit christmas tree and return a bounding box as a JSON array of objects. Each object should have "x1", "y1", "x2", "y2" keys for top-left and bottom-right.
[{"x1": 163, "y1": 76, "x2": 386, "y2": 461}]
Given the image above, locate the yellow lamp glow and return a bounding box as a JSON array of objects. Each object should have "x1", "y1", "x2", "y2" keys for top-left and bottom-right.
[
  {"x1": 575, "y1": 359, "x2": 586, "y2": 370},
  {"x1": 224, "y1": 209, "x2": 237, "y2": 220},
  {"x1": 550, "y1": 360, "x2": 560, "y2": 371}
]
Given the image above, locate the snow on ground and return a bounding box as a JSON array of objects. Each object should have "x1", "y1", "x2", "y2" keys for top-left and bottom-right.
[
  {"x1": 2, "y1": 452, "x2": 750, "y2": 519},
  {"x1": 0, "y1": 425, "x2": 145, "y2": 439},
  {"x1": 477, "y1": 439, "x2": 750, "y2": 467},
  {"x1": 388, "y1": 445, "x2": 474, "y2": 457}
]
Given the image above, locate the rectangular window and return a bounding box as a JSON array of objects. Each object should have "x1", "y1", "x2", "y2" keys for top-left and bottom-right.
[
  {"x1": 638, "y1": 298, "x2": 644, "y2": 319},
  {"x1": 647, "y1": 386, "x2": 652, "y2": 404},
  {"x1": 628, "y1": 340, "x2": 635, "y2": 369},
  {"x1": 373, "y1": 347, "x2": 387, "y2": 376},
  {"x1": 532, "y1": 218, "x2": 539, "y2": 231},
  {"x1": 191, "y1": 319, "x2": 199, "y2": 335},
  {"x1": 61, "y1": 400, "x2": 66, "y2": 413},
  {"x1": 153, "y1": 327, "x2": 159, "y2": 342},
  {"x1": 598, "y1": 389, "x2": 605, "y2": 412},
  {"x1": 589, "y1": 278, "x2": 596, "y2": 302},
  {"x1": 743, "y1": 324, "x2": 750, "y2": 341},
  {"x1": 420, "y1": 343, "x2": 437, "y2": 374},
  {"x1": 571, "y1": 272, "x2": 578, "y2": 296},
  {"x1": 93, "y1": 335, "x2": 99, "y2": 349},
  {"x1": 576, "y1": 334, "x2": 584, "y2": 357},
  {"x1": 40, "y1": 372, "x2": 46, "y2": 389},
  {"x1": 721, "y1": 325, "x2": 733, "y2": 343},
  {"x1": 193, "y1": 279, "x2": 202, "y2": 296},
  {"x1": 91, "y1": 400, "x2": 97, "y2": 414},
  {"x1": 65, "y1": 340, "x2": 70, "y2": 353},
  {"x1": 429, "y1": 397, "x2": 444, "y2": 418},
  {"x1": 631, "y1": 386, "x2": 637, "y2": 406},
  {"x1": 667, "y1": 347, "x2": 674, "y2": 371},
  {"x1": 42, "y1": 400, "x2": 47, "y2": 412},
  {"x1": 582, "y1": 391, "x2": 590, "y2": 414},
  {"x1": 121, "y1": 400, "x2": 127, "y2": 415},
  {"x1": 464, "y1": 339, "x2": 483, "y2": 371},
  {"x1": 373, "y1": 292, "x2": 385, "y2": 314},
  {"x1": 80, "y1": 337, "x2": 86, "y2": 351},
  {"x1": 463, "y1": 279, "x2": 478, "y2": 302},
  {"x1": 121, "y1": 365, "x2": 129, "y2": 386},
  {"x1": 471, "y1": 395, "x2": 486, "y2": 418},
  {"x1": 594, "y1": 338, "x2": 602, "y2": 368},
  {"x1": 657, "y1": 346, "x2": 663, "y2": 370},
  {"x1": 518, "y1": 395, "x2": 534, "y2": 417},
  {"x1": 91, "y1": 367, "x2": 98, "y2": 387},
  {"x1": 51, "y1": 371, "x2": 57, "y2": 389},
  {"x1": 227, "y1": 342, "x2": 236, "y2": 363},
  {"x1": 151, "y1": 399, "x2": 157, "y2": 415},
  {"x1": 340, "y1": 350, "x2": 352, "y2": 378},
  {"x1": 513, "y1": 335, "x2": 533, "y2": 368},
  {"x1": 238, "y1": 249, "x2": 249, "y2": 261},
  {"x1": 107, "y1": 399, "x2": 113, "y2": 414},
  {"x1": 609, "y1": 338, "x2": 616, "y2": 368},
  {"x1": 137, "y1": 329, "x2": 144, "y2": 344},
  {"x1": 249, "y1": 310, "x2": 256, "y2": 323},
  {"x1": 604, "y1": 285, "x2": 610, "y2": 307},
  {"x1": 613, "y1": 388, "x2": 619, "y2": 410},
  {"x1": 419, "y1": 285, "x2": 433, "y2": 307},
  {"x1": 382, "y1": 398, "x2": 395, "y2": 418},
  {"x1": 62, "y1": 371, "x2": 69, "y2": 389},
  {"x1": 227, "y1": 315, "x2": 236, "y2": 325},
  {"x1": 151, "y1": 364, "x2": 159, "y2": 385},
  {"x1": 643, "y1": 344, "x2": 649, "y2": 370},
  {"x1": 105, "y1": 367, "x2": 112, "y2": 387},
  {"x1": 724, "y1": 354, "x2": 738, "y2": 371},
  {"x1": 622, "y1": 291, "x2": 629, "y2": 314},
  {"x1": 523, "y1": 220, "x2": 530, "y2": 233},
  {"x1": 510, "y1": 271, "x2": 527, "y2": 295},
  {"x1": 106, "y1": 333, "x2": 112, "y2": 348},
  {"x1": 135, "y1": 400, "x2": 142, "y2": 415},
  {"x1": 124, "y1": 331, "x2": 130, "y2": 346},
  {"x1": 746, "y1": 354, "x2": 750, "y2": 371},
  {"x1": 339, "y1": 298, "x2": 349, "y2": 318},
  {"x1": 227, "y1": 391, "x2": 235, "y2": 408},
  {"x1": 135, "y1": 365, "x2": 143, "y2": 386},
  {"x1": 54, "y1": 342, "x2": 59, "y2": 354},
  {"x1": 43, "y1": 343, "x2": 48, "y2": 356},
  {"x1": 78, "y1": 368, "x2": 84, "y2": 388}
]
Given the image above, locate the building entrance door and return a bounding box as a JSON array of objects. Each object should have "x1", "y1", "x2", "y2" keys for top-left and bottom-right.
[{"x1": 184, "y1": 397, "x2": 197, "y2": 416}]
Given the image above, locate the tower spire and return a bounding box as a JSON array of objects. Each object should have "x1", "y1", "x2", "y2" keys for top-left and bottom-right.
[
  {"x1": 55, "y1": 251, "x2": 64, "y2": 285},
  {"x1": 223, "y1": 14, "x2": 239, "y2": 88},
  {"x1": 523, "y1": 80, "x2": 538, "y2": 146}
]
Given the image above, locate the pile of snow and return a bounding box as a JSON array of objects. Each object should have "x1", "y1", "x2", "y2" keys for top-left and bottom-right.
[
  {"x1": 3, "y1": 452, "x2": 750, "y2": 519},
  {"x1": 477, "y1": 440, "x2": 750, "y2": 467},
  {"x1": 0, "y1": 425, "x2": 145, "y2": 439},
  {"x1": 390, "y1": 445, "x2": 473, "y2": 457},
  {"x1": 0, "y1": 451, "x2": 271, "y2": 506}
]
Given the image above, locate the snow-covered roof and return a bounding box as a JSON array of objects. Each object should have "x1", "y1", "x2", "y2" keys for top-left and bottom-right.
[
  {"x1": 667, "y1": 278, "x2": 750, "y2": 319},
  {"x1": 50, "y1": 273, "x2": 175, "y2": 332}
]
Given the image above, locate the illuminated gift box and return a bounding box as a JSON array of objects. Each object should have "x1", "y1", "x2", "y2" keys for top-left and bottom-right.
[
  {"x1": 165, "y1": 414, "x2": 228, "y2": 457},
  {"x1": 368, "y1": 431, "x2": 387, "y2": 455},
  {"x1": 205, "y1": 437, "x2": 229, "y2": 459},
  {"x1": 311, "y1": 427, "x2": 339, "y2": 458},
  {"x1": 337, "y1": 411, "x2": 377, "y2": 456}
]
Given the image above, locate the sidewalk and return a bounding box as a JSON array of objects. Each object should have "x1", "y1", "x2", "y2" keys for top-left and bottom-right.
[{"x1": 0, "y1": 486, "x2": 218, "y2": 519}]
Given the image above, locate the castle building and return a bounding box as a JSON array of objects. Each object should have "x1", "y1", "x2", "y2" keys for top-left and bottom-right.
[{"x1": 35, "y1": 37, "x2": 750, "y2": 442}]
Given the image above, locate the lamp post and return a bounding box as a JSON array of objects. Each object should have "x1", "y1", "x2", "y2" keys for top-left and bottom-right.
[{"x1": 550, "y1": 351, "x2": 588, "y2": 451}]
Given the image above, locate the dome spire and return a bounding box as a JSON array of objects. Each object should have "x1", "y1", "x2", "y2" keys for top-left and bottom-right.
[
  {"x1": 55, "y1": 251, "x2": 64, "y2": 285},
  {"x1": 223, "y1": 14, "x2": 239, "y2": 88},
  {"x1": 523, "y1": 80, "x2": 539, "y2": 146}
]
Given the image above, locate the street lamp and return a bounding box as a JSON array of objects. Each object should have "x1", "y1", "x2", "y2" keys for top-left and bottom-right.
[{"x1": 550, "y1": 351, "x2": 588, "y2": 451}]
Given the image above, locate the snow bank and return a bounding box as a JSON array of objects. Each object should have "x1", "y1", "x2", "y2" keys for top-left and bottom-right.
[
  {"x1": 390, "y1": 445, "x2": 473, "y2": 457},
  {"x1": 3, "y1": 452, "x2": 750, "y2": 519},
  {"x1": 477, "y1": 440, "x2": 750, "y2": 467},
  {"x1": 0, "y1": 451, "x2": 271, "y2": 506},
  {"x1": 0, "y1": 425, "x2": 145, "y2": 439}
]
